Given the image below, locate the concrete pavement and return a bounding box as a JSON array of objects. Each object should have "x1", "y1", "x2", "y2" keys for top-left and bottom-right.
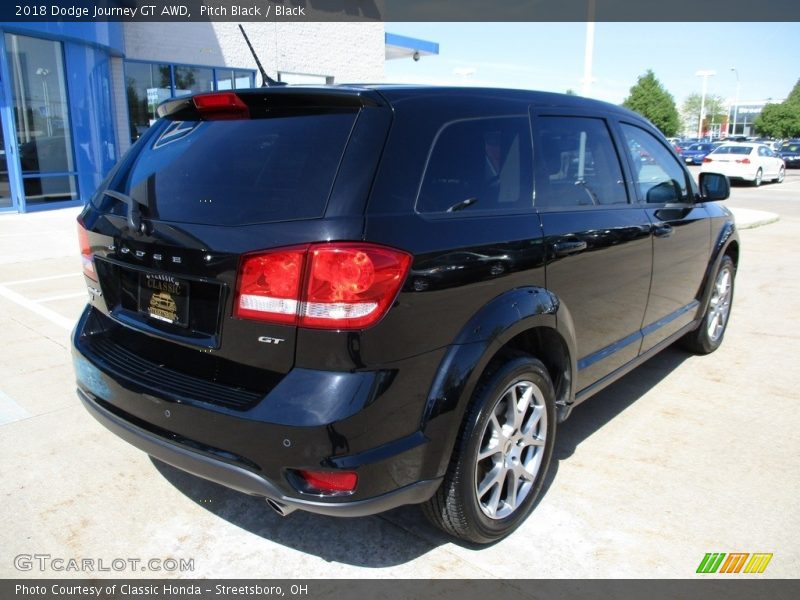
[{"x1": 0, "y1": 179, "x2": 797, "y2": 579}]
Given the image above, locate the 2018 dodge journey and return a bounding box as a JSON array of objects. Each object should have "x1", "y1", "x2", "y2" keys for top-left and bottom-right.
[{"x1": 72, "y1": 86, "x2": 737, "y2": 543}]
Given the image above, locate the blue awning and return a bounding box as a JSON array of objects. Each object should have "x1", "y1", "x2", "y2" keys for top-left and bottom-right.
[{"x1": 385, "y1": 32, "x2": 439, "y2": 60}]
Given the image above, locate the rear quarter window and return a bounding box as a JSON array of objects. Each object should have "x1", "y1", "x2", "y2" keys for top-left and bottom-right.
[{"x1": 416, "y1": 116, "x2": 533, "y2": 215}]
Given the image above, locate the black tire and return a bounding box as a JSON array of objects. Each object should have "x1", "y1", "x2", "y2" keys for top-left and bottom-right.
[
  {"x1": 753, "y1": 168, "x2": 763, "y2": 187},
  {"x1": 681, "y1": 255, "x2": 735, "y2": 354},
  {"x1": 422, "y1": 355, "x2": 556, "y2": 544},
  {"x1": 776, "y1": 166, "x2": 785, "y2": 183}
]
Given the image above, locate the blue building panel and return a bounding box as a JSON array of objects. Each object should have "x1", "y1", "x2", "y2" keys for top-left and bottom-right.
[
  {"x1": 0, "y1": 22, "x2": 123, "y2": 55},
  {"x1": 0, "y1": 21, "x2": 122, "y2": 211},
  {"x1": 65, "y1": 42, "x2": 118, "y2": 200}
]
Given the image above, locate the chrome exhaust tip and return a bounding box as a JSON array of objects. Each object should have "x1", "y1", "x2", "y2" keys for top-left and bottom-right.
[{"x1": 266, "y1": 498, "x2": 297, "y2": 517}]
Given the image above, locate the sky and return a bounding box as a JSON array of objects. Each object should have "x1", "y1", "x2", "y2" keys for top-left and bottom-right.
[{"x1": 384, "y1": 22, "x2": 800, "y2": 108}]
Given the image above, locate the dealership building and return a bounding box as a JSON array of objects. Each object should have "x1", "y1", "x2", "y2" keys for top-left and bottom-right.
[{"x1": 0, "y1": 22, "x2": 437, "y2": 214}]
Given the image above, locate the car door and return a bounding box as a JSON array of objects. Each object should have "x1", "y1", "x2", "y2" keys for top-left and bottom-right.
[
  {"x1": 616, "y1": 122, "x2": 712, "y2": 353},
  {"x1": 533, "y1": 112, "x2": 652, "y2": 392},
  {"x1": 760, "y1": 145, "x2": 781, "y2": 178}
]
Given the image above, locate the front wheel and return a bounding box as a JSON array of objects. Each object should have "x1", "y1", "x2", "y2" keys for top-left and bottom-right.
[
  {"x1": 681, "y1": 255, "x2": 735, "y2": 354},
  {"x1": 422, "y1": 356, "x2": 556, "y2": 544}
]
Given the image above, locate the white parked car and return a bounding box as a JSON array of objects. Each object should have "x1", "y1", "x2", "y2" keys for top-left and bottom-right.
[{"x1": 700, "y1": 143, "x2": 785, "y2": 186}]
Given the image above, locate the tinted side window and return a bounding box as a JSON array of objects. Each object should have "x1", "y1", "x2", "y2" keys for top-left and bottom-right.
[
  {"x1": 534, "y1": 116, "x2": 628, "y2": 208},
  {"x1": 620, "y1": 123, "x2": 690, "y2": 204},
  {"x1": 417, "y1": 116, "x2": 533, "y2": 214}
]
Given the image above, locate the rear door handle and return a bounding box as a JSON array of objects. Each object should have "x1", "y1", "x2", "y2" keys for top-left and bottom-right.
[
  {"x1": 653, "y1": 223, "x2": 673, "y2": 238},
  {"x1": 552, "y1": 240, "x2": 587, "y2": 257}
]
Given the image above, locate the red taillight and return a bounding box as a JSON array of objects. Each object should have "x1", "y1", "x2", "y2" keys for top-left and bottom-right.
[
  {"x1": 301, "y1": 244, "x2": 411, "y2": 329},
  {"x1": 192, "y1": 92, "x2": 249, "y2": 119},
  {"x1": 233, "y1": 243, "x2": 411, "y2": 330},
  {"x1": 703, "y1": 157, "x2": 712, "y2": 163},
  {"x1": 296, "y1": 470, "x2": 358, "y2": 494},
  {"x1": 77, "y1": 222, "x2": 96, "y2": 281},
  {"x1": 735, "y1": 158, "x2": 751, "y2": 164},
  {"x1": 234, "y1": 247, "x2": 307, "y2": 325}
]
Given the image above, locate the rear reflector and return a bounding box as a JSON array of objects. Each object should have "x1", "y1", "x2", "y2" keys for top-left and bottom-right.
[
  {"x1": 192, "y1": 92, "x2": 249, "y2": 119},
  {"x1": 735, "y1": 158, "x2": 751, "y2": 164},
  {"x1": 234, "y1": 243, "x2": 411, "y2": 330},
  {"x1": 77, "y1": 223, "x2": 96, "y2": 281},
  {"x1": 702, "y1": 157, "x2": 712, "y2": 163},
  {"x1": 296, "y1": 470, "x2": 358, "y2": 494}
]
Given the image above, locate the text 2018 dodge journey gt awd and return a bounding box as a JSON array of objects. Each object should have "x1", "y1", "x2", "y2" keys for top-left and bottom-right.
[{"x1": 73, "y1": 86, "x2": 737, "y2": 543}]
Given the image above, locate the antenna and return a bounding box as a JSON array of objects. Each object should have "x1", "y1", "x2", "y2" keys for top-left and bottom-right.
[{"x1": 238, "y1": 24, "x2": 286, "y2": 87}]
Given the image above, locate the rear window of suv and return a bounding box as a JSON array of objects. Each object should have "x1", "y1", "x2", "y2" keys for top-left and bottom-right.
[{"x1": 98, "y1": 111, "x2": 358, "y2": 226}]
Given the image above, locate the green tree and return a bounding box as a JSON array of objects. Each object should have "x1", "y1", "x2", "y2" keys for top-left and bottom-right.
[
  {"x1": 754, "y1": 103, "x2": 800, "y2": 138},
  {"x1": 681, "y1": 93, "x2": 727, "y2": 136},
  {"x1": 622, "y1": 70, "x2": 680, "y2": 136},
  {"x1": 754, "y1": 79, "x2": 800, "y2": 138},
  {"x1": 785, "y1": 78, "x2": 800, "y2": 105}
]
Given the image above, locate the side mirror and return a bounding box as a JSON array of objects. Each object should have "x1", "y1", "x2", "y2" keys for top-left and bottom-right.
[
  {"x1": 699, "y1": 172, "x2": 730, "y2": 201},
  {"x1": 645, "y1": 179, "x2": 682, "y2": 204}
]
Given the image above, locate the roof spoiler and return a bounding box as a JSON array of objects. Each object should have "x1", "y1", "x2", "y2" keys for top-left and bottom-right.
[{"x1": 156, "y1": 88, "x2": 385, "y2": 120}]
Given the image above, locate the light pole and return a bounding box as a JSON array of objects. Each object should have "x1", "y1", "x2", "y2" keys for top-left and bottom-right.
[
  {"x1": 730, "y1": 67, "x2": 740, "y2": 137},
  {"x1": 695, "y1": 70, "x2": 716, "y2": 140},
  {"x1": 581, "y1": 0, "x2": 597, "y2": 96},
  {"x1": 35, "y1": 67, "x2": 51, "y2": 137}
]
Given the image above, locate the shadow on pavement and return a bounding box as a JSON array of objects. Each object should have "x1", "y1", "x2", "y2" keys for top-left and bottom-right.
[
  {"x1": 526, "y1": 345, "x2": 690, "y2": 525},
  {"x1": 153, "y1": 345, "x2": 690, "y2": 564}
]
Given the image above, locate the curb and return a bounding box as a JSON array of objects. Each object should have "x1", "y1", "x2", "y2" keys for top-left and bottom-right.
[{"x1": 728, "y1": 208, "x2": 780, "y2": 230}]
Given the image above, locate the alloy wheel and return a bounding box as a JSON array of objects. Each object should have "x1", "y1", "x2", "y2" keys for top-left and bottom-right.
[
  {"x1": 706, "y1": 264, "x2": 733, "y2": 342},
  {"x1": 474, "y1": 379, "x2": 548, "y2": 520}
]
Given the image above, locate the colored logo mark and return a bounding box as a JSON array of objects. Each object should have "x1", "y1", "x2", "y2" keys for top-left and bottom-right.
[{"x1": 696, "y1": 552, "x2": 773, "y2": 574}]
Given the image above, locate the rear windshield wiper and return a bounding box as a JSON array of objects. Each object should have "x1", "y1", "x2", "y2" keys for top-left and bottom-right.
[
  {"x1": 446, "y1": 197, "x2": 478, "y2": 213},
  {"x1": 103, "y1": 190, "x2": 148, "y2": 233}
]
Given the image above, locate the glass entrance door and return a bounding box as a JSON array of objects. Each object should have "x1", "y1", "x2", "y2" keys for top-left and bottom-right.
[
  {"x1": 4, "y1": 33, "x2": 78, "y2": 208},
  {"x1": 0, "y1": 117, "x2": 12, "y2": 209}
]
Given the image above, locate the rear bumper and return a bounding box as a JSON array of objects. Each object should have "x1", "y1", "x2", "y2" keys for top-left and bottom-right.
[
  {"x1": 701, "y1": 165, "x2": 758, "y2": 181},
  {"x1": 72, "y1": 305, "x2": 448, "y2": 516},
  {"x1": 78, "y1": 388, "x2": 440, "y2": 516}
]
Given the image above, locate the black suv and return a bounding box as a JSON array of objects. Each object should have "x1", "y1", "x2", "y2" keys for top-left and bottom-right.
[{"x1": 72, "y1": 86, "x2": 737, "y2": 544}]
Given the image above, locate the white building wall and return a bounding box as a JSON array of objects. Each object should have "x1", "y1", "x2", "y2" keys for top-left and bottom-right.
[
  {"x1": 112, "y1": 22, "x2": 384, "y2": 150},
  {"x1": 122, "y1": 22, "x2": 385, "y2": 84}
]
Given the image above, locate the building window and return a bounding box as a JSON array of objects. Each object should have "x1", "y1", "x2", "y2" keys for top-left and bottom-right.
[
  {"x1": 173, "y1": 66, "x2": 214, "y2": 97},
  {"x1": 216, "y1": 69, "x2": 253, "y2": 90},
  {"x1": 5, "y1": 33, "x2": 78, "y2": 205},
  {"x1": 277, "y1": 72, "x2": 333, "y2": 85},
  {"x1": 124, "y1": 62, "x2": 255, "y2": 142},
  {"x1": 125, "y1": 62, "x2": 171, "y2": 143}
]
